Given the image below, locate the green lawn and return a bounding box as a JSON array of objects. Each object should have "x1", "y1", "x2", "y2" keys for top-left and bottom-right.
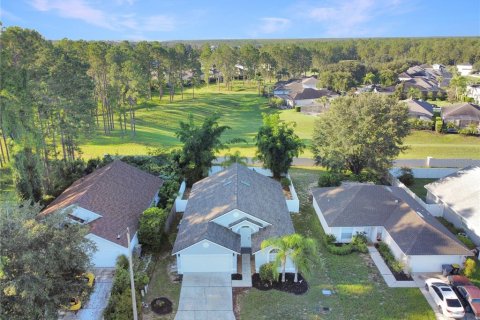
[
  {"x1": 400, "y1": 131, "x2": 480, "y2": 159},
  {"x1": 236, "y1": 167, "x2": 435, "y2": 320},
  {"x1": 143, "y1": 254, "x2": 181, "y2": 320},
  {"x1": 79, "y1": 83, "x2": 479, "y2": 160},
  {"x1": 0, "y1": 166, "x2": 16, "y2": 202},
  {"x1": 408, "y1": 178, "x2": 437, "y2": 200}
]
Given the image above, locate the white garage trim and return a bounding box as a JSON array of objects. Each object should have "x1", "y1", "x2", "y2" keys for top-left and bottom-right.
[
  {"x1": 179, "y1": 254, "x2": 235, "y2": 273},
  {"x1": 174, "y1": 239, "x2": 239, "y2": 255}
]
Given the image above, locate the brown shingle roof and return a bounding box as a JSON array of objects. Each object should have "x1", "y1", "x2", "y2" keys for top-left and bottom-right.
[
  {"x1": 312, "y1": 184, "x2": 471, "y2": 256},
  {"x1": 404, "y1": 99, "x2": 435, "y2": 118},
  {"x1": 42, "y1": 160, "x2": 163, "y2": 247}
]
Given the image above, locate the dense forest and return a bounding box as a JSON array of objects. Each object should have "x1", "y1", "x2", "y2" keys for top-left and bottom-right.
[{"x1": 1, "y1": 25, "x2": 479, "y2": 201}]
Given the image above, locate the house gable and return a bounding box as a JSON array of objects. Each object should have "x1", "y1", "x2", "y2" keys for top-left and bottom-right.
[
  {"x1": 174, "y1": 239, "x2": 237, "y2": 255},
  {"x1": 212, "y1": 209, "x2": 270, "y2": 230}
]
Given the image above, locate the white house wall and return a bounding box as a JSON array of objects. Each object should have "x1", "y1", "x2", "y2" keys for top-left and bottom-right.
[
  {"x1": 295, "y1": 99, "x2": 317, "y2": 106},
  {"x1": 85, "y1": 233, "x2": 136, "y2": 268},
  {"x1": 313, "y1": 198, "x2": 331, "y2": 235},
  {"x1": 382, "y1": 230, "x2": 409, "y2": 268},
  {"x1": 254, "y1": 247, "x2": 295, "y2": 273},
  {"x1": 408, "y1": 255, "x2": 465, "y2": 273}
]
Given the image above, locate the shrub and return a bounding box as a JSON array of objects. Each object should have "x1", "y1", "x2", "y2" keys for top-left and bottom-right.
[
  {"x1": 463, "y1": 258, "x2": 476, "y2": 278},
  {"x1": 138, "y1": 207, "x2": 167, "y2": 251},
  {"x1": 259, "y1": 262, "x2": 276, "y2": 283},
  {"x1": 318, "y1": 172, "x2": 343, "y2": 187},
  {"x1": 326, "y1": 243, "x2": 353, "y2": 255},
  {"x1": 280, "y1": 177, "x2": 291, "y2": 188},
  {"x1": 436, "y1": 217, "x2": 466, "y2": 235},
  {"x1": 390, "y1": 260, "x2": 405, "y2": 273},
  {"x1": 269, "y1": 97, "x2": 284, "y2": 108},
  {"x1": 354, "y1": 242, "x2": 368, "y2": 253},
  {"x1": 435, "y1": 117, "x2": 443, "y2": 133},
  {"x1": 457, "y1": 235, "x2": 476, "y2": 250},
  {"x1": 351, "y1": 232, "x2": 369, "y2": 253},
  {"x1": 157, "y1": 179, "x2": 180, "y2": 209},
  {"x1": 408, "y1": 118, "x2": 434, "y2": 131},
  {"x1": 295, "y1": 106, "x2": 301, "y2": 112},
  {"x1": 398, "y1": 167, "x2": 414, "y2": 186},
  {"x1": 348, "y1": 170, "x2": 381, "y2": 184},
  {"x1": 323, "y1": 234, "x2": 337, "y2": 245},
  {"x1": 458, "y1": 124, "x2": 478, "y2": 136},
  {"x1": 446, "y1": 122, "x2": 458, "y2": 131},
  {"x1": 40, "y1": 194, "x2": 55, "y2": 206}
]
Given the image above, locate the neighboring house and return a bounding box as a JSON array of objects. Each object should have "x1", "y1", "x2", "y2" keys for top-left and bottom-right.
[
  {"x1": 273, "y1": 77, "x2": 338, "y2": 109},
  {"x1": 402, "y1": 77, "x2": 443, "y2": 96},
  {"x1": 425, "y1": 166, "x2": 480, "y2": 245},
  {"x1": 399, "y1": 64, "x2": 451, "y2": 88},
  {"x1": 42, "y1": 160, "x2": 163, "y2": 267},
  {"x1": 356, "y1": 84, "x2": 395, "y2": 95},
  {"x1": 442, "y1": 102, "x2": 480, "y2": 130},
  {"x1": 457, "y1": 64, "x2": 473, "y2": 76},
  {"x1": 403, "y1": 99, "x2": 435, "y2": 120},
  {"x1": 172, "y1": 164, "x2": 295, "y2": 274},
  {"x1": 312, "y1": 184, "x2": 472, "y2": 273},
  {"x1": 467, "y1": 84, "x2": 480, "y2": 104}
]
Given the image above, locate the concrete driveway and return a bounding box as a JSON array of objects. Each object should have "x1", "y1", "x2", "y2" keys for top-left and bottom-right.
[{"x1": 175, "y1": 273, "x2": 235, "y2": 320}]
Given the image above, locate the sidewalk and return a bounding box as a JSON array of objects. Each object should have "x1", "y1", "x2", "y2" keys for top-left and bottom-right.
[
  {"x1": 232, "y1": 254, "x2": 252, "y2": 287},
  {"x1": 367, "y1": 246, "x2": 417, "y2": 288}
]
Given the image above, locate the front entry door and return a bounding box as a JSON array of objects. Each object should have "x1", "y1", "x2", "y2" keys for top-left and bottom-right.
[{"x1": 240, "y1": 226, "x2": 252, "y2": 248}]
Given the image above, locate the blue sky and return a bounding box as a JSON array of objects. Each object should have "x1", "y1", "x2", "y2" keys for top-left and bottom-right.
[{"x1": 1, "y1": 0, "x2": 479, "y2": 40}]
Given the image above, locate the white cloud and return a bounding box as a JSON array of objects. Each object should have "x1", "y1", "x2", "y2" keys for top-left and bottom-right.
[
  {"x1": 258, "y1": 17, "x2": 291, "y2": 34},
  {"x1": 30, "y1": 0, "x2": 113, "y2": 29},
  {"x1": 29, "y1": 0, "x2": 176, "y2": 34},
  {"x1": 305, "y1": 0, "x2": 405, "y2": 36}
]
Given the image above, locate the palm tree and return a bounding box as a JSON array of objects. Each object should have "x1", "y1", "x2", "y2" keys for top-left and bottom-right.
[
  {"x1": 221, "y1": 151, "x2": 248, "y2": 168},
  {"x1": 289, "y1": 234, "x2": 318, "y2": 282},
  {"x1": 261, "y1": 236, "x2": 293, "y2": 282},
  {"x1": 363, "y1": 72, "x2": 376, "y2": 85},
  {"x1": 261, "y1": 234, "x2": 318, "y2": 282}
]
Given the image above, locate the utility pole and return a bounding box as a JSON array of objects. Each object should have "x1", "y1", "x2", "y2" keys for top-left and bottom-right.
[{"x1": 127, "y1": 227, "x2": 138, "y2": 320}]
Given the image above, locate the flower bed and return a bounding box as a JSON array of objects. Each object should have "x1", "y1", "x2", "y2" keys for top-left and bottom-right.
[
  {"x1": 150, "y1": 297, "x2": 173, "y2": 315},
  {"x1": 375, "y1": 243, "x2": 413, "y2": 281},
  {"x1": 252, "y1": 273, "x2": 308, "y2": 295}
]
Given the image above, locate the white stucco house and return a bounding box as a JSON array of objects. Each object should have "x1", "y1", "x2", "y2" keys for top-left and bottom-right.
[
  {"x1": 312, "y1": 184, "x2": 472, "y2": 273},
  {"x1": 457, "y1": 63, "x2": 473, "y2": 76},
  {"x1": 42, "y1": 160, "x2": 163, "y2": 268},
  {"x1": 425, "y1": 166, "x2": 480, "y2": 246},
  {"x1": 172, "y1": 163, "x2": 295, "y2": 274},
  {"x1": 467, "y1": 84, "x2": 480, "y2": 104}
]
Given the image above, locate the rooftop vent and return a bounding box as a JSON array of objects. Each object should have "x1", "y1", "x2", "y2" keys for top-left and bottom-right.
[{"x1": 416, "y1": 211, "x2": 424, "y2": 218}]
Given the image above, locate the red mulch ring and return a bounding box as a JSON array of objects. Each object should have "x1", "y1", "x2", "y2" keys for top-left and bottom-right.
[
  {"x1": 150, "y1": 297, "x2": 173, "y2": 315},
  {"x1": 252, "y1": 273, "x2": 308, "y2": 295}
]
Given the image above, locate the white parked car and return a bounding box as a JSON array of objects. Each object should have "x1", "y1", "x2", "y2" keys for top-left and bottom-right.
[{"x1": 425, "y1": 278, "x2": 465, "y2": 319}]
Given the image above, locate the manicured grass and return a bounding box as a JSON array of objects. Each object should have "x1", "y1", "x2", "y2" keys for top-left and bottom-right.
[
  {"x1": 143, "y1": 254, "x2": 181, "y2": 320},
  {"x1": 400, "y1": 131, "x2": 480, "y2": 159},
  {"x1": 236, "y1": 167, "x2": 435, "y2": 320},
  {"x1": 408, "y1": 178, "x2": 437, "y2": 200},
  {"x1": 79, "y1": 83, "x2": 479, "y2": 160},
  {"x1": 0, "y1": 166, "x2": 16, "y2": 202}
]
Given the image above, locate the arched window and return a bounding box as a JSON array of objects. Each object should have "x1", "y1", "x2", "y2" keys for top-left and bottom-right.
[{"x1": 268, "y1": 249, "x2": 279, "y2": 262}]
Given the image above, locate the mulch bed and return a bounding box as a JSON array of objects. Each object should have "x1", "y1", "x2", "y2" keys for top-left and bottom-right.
[
  {"x1": 231, "y1": 273, "x2": 243, "y2": 280},
  {"x1": 252, "y1": 273, "x2": 308, "y2": 295},
  {"x1": 150, "y1": 297, "x2": 173, "y2": 315}
]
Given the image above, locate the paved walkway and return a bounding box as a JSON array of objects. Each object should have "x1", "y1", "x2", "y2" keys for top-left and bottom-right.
[
  {"x1": 367, "y1": 247, "x2": 417, "y2": 288},
  {"x1": 232, "y1": 254, "x2": 252, "y2": 288},
  {"x1": 175, "y1": 273, "x2": 235, "y2": 320},
  {"x1": 58, "y1": 268, "x2": 115, "y2": 320}
]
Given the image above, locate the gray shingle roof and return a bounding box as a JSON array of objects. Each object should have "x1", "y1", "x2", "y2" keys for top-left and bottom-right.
[
  {"x1": 404, "y1": 99, "x2": 434, "y2": 118},
  {"x1": 425, "y1": 166, "x2": 480, "y2": 225},
  {"x1": 172, "y1": 164, "x2": 294, "y2": 254},
  {"x1": 442, "y1": 103, "x2": 480, "y2": 121},
  {"x1": 312, "y1": 184, "x2": 471, "y2": 256}
]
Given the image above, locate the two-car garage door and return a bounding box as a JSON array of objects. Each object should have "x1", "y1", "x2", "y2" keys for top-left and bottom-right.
[{"x1": 180, "y1": 254, "x2": 233, "y2": 273}]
